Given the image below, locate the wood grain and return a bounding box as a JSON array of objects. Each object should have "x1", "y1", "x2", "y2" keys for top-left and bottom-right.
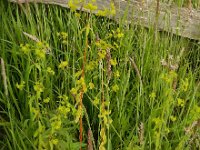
[{"x1": 9, "y1": 0, "x2": 200, "y2": 40}]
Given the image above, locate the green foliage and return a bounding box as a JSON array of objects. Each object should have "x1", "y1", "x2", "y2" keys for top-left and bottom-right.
[{"x1": 0, "y1": 0, "x2": 200, "y2": 149}]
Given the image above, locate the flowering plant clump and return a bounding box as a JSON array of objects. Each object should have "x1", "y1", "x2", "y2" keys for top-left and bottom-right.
[
  {"x1": 19, "y1": 41, "x2": 50, "y2": 60},
  {"x1": 3, "y1": 2, "x2": 200, "y2": 149},
  {"x1": 57, "y1": 32, "x2": 68, "y2": 45},
  {"x1": 58, "y1": 60, "x2": 68, "y2": 70},
  {"x1": 84, "y1": 2, "x2": 98, "y2": 11},
  {"x1": 16, "y1": 81, "x2": 25, "y2": 91},
  {"x1": 97, "y1": 2, "x2": 116, "y2": 16},
  {"x1": 34, "y1": 82, "x2": 44, "y2": 93},
  {"x1": 68, "y1": 0, "x2": 82, "y2": 11},
  {"x1": 47, "y1": 67, "x2": 55, "y2": 75},
  {"x1": 20, "y1": 43, "x2": 31, "y2": 54}
]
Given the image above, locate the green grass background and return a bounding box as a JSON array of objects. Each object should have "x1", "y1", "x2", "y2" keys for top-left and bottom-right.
[{"x1": 0, "y1": 0, "x2": 200, "y2": 149}]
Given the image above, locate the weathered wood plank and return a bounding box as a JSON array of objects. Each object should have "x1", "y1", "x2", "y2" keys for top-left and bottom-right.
[{"x1": 9, "y1": 0, "x2": 200, "y2": 40}]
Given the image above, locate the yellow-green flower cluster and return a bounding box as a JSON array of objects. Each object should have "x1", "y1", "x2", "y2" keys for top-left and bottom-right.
[
  {"x1": 74, "y1": 70, "x2": 82, "y2": 78},
  {"x1": 20, "y1": 41, "x2": 50, "y2": 59},
  {"x1": 153, "y1": 117, "x2": 163, "y2": 126},
  {"x1": 57, "y1": 32, "x2": 68, "y2": 45},
  {"x1": 58, "y1": 94, "x2": 69, "y2": 104},
  {"x1": 16, "y1": 81, "x2": 25, "y2": 91},
  {"x1": 31, "y1": 107, "x2": 40, "y2": 121},
  {"x1": 68, "y1": 0, "x2": 83, "y2": 11},
  {"x1": 58, "y1": 105, "x2": 70, "y2": 115},
  {"x1": 98, "y1": 103, "x2": 112, "y2": 126},
  {"x1": 76, "y1": 77, "x2": 87, "y2": 93},
  {"x1": 180, "y1": 78, "x2": 189, "y2": 92},
  {"x1": 75, "y1": 12, "x2": 81, "y2": 18},
  {"x1": 149, "y1": 92, "x2": 156, "y2": 100},
  {"x1": 104, "y1": 28, "x2": 124, "y2": 41},
  {"x1": 95, "y1": 39, "x2": 113, "y2": 50},
  {"x1": 20, "y1": 43, "x2": 31, "y2": 54},
  {"x1": 74, "y1": 105, "x2": 83, "y2": 123},
  {"x1": 170, "y1": 115, "x2": 177, "y2": 122},
  {"x1": 99, "y1": 127, "x2": 107, "y2": 150},
  {"x1": 98, "y1": 102, "x2": 112, "y2": 150},
  {"x1": 97, "y1": 2, "x2": 116, "y2": 16},
  {"x1": 86, "y1": 60, "x2": 98, "y2": 71},
  {"x1": 58, "y1": 60, "x2": 68, "y2": 70},
  {"x1": 57, "y1": 95, "x2": 73, "y2": 118},
  {"x1": 33, "y1": 82, "x2": 44, "y2": 98},
  {"x1": 70, "y1": 71, "x2": 89, "y2": 122},
  {"x1": 84, "y1": 1, "x2": 98, "y2": 11},
  {"x1": 98, "y1": 50, "x2": 107, "y2": 60},
  {"x1": 177, "y1": 98, "x2": 185, "y2": 107},
  {"x1": 152, "y1": 117, "x2": 165, "y2": 144},
  {"x1": 35, "y1": 48, "x2": 45, "y2": 59},
  {"x1": 95, "y1": 40, "x2": 113, "y2": 61},
  {"x1": 89, "y1": 82, "x2": 95, "y2": 89},
  {"x1": 97, "y1": 10, "x2": 108, "y2": 17},
  {"x1": 43, "y1": 97, "x2": 50, "y2": 103},
  {"x1": 111, "y1": 84, "x2": 119, "y2": 92},
  {"x1": 70, "y1": 87, "x2": 78, "y2": 95},
  {"x1": 35, "y1": 41, "x2": 50, "y2": 59},
  {"x1": 35, "y1": 94, "x2": 76, "y2": 149},
  {"x1": 34, "y1": 82, "x2": 44, "y2": 93},
  {"x1": 47, "y1": 67, "x2": 55, "y2": 75},
  {"x1": 33, "y1": 121, "x2": 47, "y2": 149},
  {"x1": 114, "y1": 70, "x2": 120, "y2": 78},
  {"x1": 92, "y1": 97, "x2": 99, "y2": 106},
  {"x1": 50, "y1": 115, "x2": 62, "y2": 132},
  {"x1": 160, "y1": 71, "x2": 177, "y2": 84},
  {"x1": 112, "y1": 28, "x2": 124, "y2": 39},
  {"x1": 49, "y1": 138, "x2": 59, "y2": 147},
  {"x1": 110, "y1": 58, "x2": 117, "y2": 66}
]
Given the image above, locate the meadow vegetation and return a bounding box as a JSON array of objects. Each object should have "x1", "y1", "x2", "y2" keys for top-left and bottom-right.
[{"x1": 0, "y1": 0, "x2": 200, "y2": 149}]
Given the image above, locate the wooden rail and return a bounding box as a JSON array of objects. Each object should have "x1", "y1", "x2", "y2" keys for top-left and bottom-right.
[{"x1": 9, "y1": 0, "x2": 200, "y2": 40}]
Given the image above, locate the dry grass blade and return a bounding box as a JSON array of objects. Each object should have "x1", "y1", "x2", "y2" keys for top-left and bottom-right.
[
  {"x1": 188, "y1": 0, "x2": 192, "y2": 11},
  {"x1": 138, "y1": 122, "x2": 144, "y2": 146},
  {"x1": 129, "y1": 56, "x2": 142, "y2": 84},
  {"x1": 106, "y1": 48, "x2": 112, "y2": 83},
  {"x1": 87, "y1": 129, "x2": 93, "y2": 150},
  {"x1": 23, "y1": 32, "x2": 40, "y2": 42},
  {"x1": 23, "y1": 32, "x2": 51, "y2": 54},
  {"x1": 0, "y1": 58, "x2": 8, "y2": 97}
]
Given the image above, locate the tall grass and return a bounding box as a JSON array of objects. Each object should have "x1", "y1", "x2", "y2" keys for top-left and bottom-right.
[
  {"x1": 0, "y1": 0, "x2": 200, "y2": 149},
  {"x1": 165, "y1": 0, "x2": 200, "y2": 8}
]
